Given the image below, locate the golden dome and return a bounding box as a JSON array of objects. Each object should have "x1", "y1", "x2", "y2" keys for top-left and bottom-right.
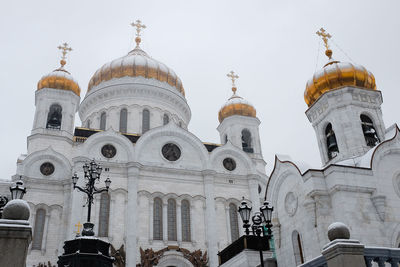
[
  {"x1": 218, "y1": 87, "x2": 256, "y2": 123},
  {"x1": 87, "y1": 47, "x2": 185, "y2": 96},
  {"x1": 304, "y1": 60, "x2": 376, "y2": 106},
  {"x1": 37, "y1": 67, "x2": 81, "y2": 96}
]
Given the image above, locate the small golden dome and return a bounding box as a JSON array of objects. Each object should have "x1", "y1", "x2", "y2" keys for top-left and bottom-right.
[
  {"x1": 87, "y1": 47, "x2": 185, "y2": 96},
  {"x1": 218, "y1": 88, "x2": 256, "y2": 123},
  {"x1": 37, "y1": 68, "x2": 81, "y2": 96},
  {"x1": 304, "y1": 61, "x2": 376, "y2": 106}
]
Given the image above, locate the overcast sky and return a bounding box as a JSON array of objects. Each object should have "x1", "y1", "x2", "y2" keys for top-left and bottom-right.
[{"x1": 1, "y1": 0, "x2": 399, "y2": 179}]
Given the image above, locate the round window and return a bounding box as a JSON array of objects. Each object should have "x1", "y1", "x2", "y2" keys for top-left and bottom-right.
[
  {"x1": 162, "y1": 143, "x2": 181, "y2": 161},
  {"x1": 223, "y1": 158, "x2": 236, "y2": 171},
  {"x1": 101, "y1": 144, "x2": 117, "y2": 158},
  {"x1": 40, "y1": 162, "x2": 55, "y2": 176}
]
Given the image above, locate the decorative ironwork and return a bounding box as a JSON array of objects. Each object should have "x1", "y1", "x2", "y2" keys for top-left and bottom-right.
[
  {"x1": 102, "y1": 144, "x2": 117, "y2": 158},
  {"x1": 162, "y1": 143, "x2": 181, "y2": 161},
  {"x1": 223, "y1": 158, "x2": 236, "y2": 171},
  {"x1": 111, "y1": 244, "x2": 126, "y2": 267},
  {"x1": 72, "y1": 159, "x2": 111, "y2": 236},
  {"x1": 40, "y1": 162, "x2": 55, "y2": 176}
]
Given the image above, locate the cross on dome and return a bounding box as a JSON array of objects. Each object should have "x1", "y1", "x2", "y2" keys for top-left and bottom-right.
[
  {"x1": 57, "y1": 42, "x2": 72, "y2": 67},
  {"x1": 227, "y1": 71, "x2": 239, "y2": 94},
  {"x1": 316, "y1": 28, "x2": 333, "y2": 60},
  {"x1": 131, "y1": 19, "x2": 146, "y2": 47}
]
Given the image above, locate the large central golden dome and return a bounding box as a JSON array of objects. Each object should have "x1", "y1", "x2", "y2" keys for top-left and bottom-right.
[{"x1": 87, "y1": 46, "x2": 185, "y2": 96}]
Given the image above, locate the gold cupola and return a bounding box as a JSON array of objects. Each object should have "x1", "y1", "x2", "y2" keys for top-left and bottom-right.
[
  {"x1": 37, "y1": 43, "x2": 81, "y2": 96},
  {"x1": 218, "y1": 71, "x2": 256, "y2": 123},
  {"x1": 86, "y1": 20, "x2": 185, "y2": 96},
  {"x1": 304, "y1": 28, "x2": 377, "y2": 107}
]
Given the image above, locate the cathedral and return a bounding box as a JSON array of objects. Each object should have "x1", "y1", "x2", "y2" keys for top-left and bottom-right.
[
  {"x1": 1, "y1": 21, "x2": 400, "y2": 267},
  {"x1": 2, "y1": 21, "x2": 267, "y2": 267}
]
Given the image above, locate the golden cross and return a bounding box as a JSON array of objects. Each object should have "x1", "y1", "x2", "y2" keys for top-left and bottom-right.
[
  {"x1": 74, "y1": 221, "x2": 82, "y2": 234},
  {"x1": 130, "y1": 20, "x2": 146, "y2": 47},
  {"x1": 131, "y1": 20, "x2": 146, "y2": 37},
  {"x1": 227, "y1": 71, "x2": 239, "y2": 88},
  {"x1": 316, "y1": 28, "x2": 332, "y2": 51},
  {"x1": 57, "y1": 42, "x2": 72, "y2": 67}
]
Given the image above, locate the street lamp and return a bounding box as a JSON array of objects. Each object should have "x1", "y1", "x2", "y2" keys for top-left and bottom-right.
[
  {"x1": 0, "y1": 178, "x2": 27, "y2": 218},
  {"x1": 238, "y1": 198, "x2": 274, "y2": 267},
  {"x1": 72, "y1": 159, "x2": 111, "y2": 236},
  {"x1": 10, "y1": 179, "x2": 26, "y2": 200}
]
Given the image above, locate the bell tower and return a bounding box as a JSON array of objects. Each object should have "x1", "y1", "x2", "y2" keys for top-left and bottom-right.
[
  {"x1": 305, "y1": 28, "x2": 385, "y2": 166},
  {"x1": 29, "y1": 43, "x2": 80, "y2": 154},
  {"x1": 217, "y1": 71, "x2": 265, "y2": 172}
]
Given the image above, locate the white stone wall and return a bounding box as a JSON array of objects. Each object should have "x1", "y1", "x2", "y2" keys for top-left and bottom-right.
[
  {"x1": 266, "y1": 127, "x2": 400, "y2": 267},
  {"x1": 305, "y1": 87, "x2": 385, "y2": 165},
  {"x1": 8, "y1": 121, "x2": 266, "y2": 267}
]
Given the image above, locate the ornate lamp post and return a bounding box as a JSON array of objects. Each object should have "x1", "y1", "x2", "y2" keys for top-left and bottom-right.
[
  {"x1": 0, "y1": 178, "x2": 27, "y2": 218},
  {"x1": 238, "y1": 198, "x2": 274, "y2": 267},
  {"x1": 72, "y1": 159, "x2": 111, "y2": 236}
]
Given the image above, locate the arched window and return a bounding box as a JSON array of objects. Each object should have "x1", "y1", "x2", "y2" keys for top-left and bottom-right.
[
  {"x1": 168, "y1": 199, "x2": 177, "y2": 241},
  {"x1": 229, "y1": 203, "x2": 239, "y2": 242},
  {"x1": 87, "y1": 119, "x2": 91, "y2": 129},
  {"x1": 292, "y1": 230, "x2": 305, "y2": 265},
  {"x1": 98, "y1": 192, "x2": 110, "y2": 237},
  {"x1": 181, "y1": 200, "x2": 191, "y2": 242},
  {"x1": 241, "y1": 129, "x2": 253, "y2": 153},
  {"x1": 325, "y1": 123, "x2": 339, "y2": 160},
  {"x1": 100, "y1": 112, "x2": 106, "y2": 130},
  {"x1": 32, "y1": 209, "x2": 46, "y2": 250},
  {"x1": 153, "y1": 198, "x2": 163, "y2": 240},
  {"x1": 361, "y1": 115, "x2": 380, "y2": 147},
  {"x1": 46, "y1": 104, "x2": 62, "y2": 129},
  {"x1": 142, "y1": 109, "x2": 150, "y2": 133},
  {"x1": 119, "y1": 108, "x2": 128, "y2": 133},
  {"x1": 163, "y1": 114, "x2": 169, "y2": 125},
  {"x1": 224, "y1": 134, "x2": 228, "y2": 144}
]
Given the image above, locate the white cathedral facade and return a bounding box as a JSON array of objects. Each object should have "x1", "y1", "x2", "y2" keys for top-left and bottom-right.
[
  {"x1": 1, "y1": 24, "x2": 400, "y2": 267},
  {"x1": 1, "y1": 24, "x2": 267, "y2": 267}
]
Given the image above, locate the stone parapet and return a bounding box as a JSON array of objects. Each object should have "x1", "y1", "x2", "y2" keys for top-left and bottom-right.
[{"x1": 0, "y1": 219, "x2": 32, "y2": 267}]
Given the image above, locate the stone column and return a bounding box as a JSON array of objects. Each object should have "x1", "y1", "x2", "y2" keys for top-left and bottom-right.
[
  {"x1": 149, "y1": 198, "x2": 154, "y2": 241},
  {"x1": 247, "y1": 175, "x2": 260, "y2": 210},
  {"x1": 0, "y1": 199, "x2": 32, "y2": 267},
  {"x1": 203, "y1": 170, "x2": 218, "y2": 267},
  {"x1": 41, "y1": 211, "x2": 50, "y2": 253},
  {"x1": 177, "y1": 202, "x2": 182, "y2": 243},
  {"x1": 109, "y1": 194, "x2": 116, "y2": 240},
  {"x1": 322, "y1": 222, "x2": 366, "y2": 267},
  {"x1": 68, "y1": 164, "x2": 85, "y2": 240},
  {"x1": 225, "y1": 205, "x2": 232, "y2": 243},
  {"x1": 190, "y1": 203, "x2": 195, "y2": 243},
  {"x1": 126, "y1": 165, "x2": 139, "y2": 267},
  {"x1": 163, "y1": 202, "x2": 168, "y2": 242}
]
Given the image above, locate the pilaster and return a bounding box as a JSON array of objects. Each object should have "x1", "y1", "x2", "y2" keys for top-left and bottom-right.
[
  {"x1": 126, "y1": 165, "x2": 139, "y2": 267},
  {"x1": 203, "y1": 170, "x2": 218, "y2": 267}
]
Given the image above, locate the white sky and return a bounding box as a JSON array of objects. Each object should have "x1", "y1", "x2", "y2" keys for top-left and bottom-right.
[{"x1": 1, "y1": 0, "x2": 399, "y2": 179}]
